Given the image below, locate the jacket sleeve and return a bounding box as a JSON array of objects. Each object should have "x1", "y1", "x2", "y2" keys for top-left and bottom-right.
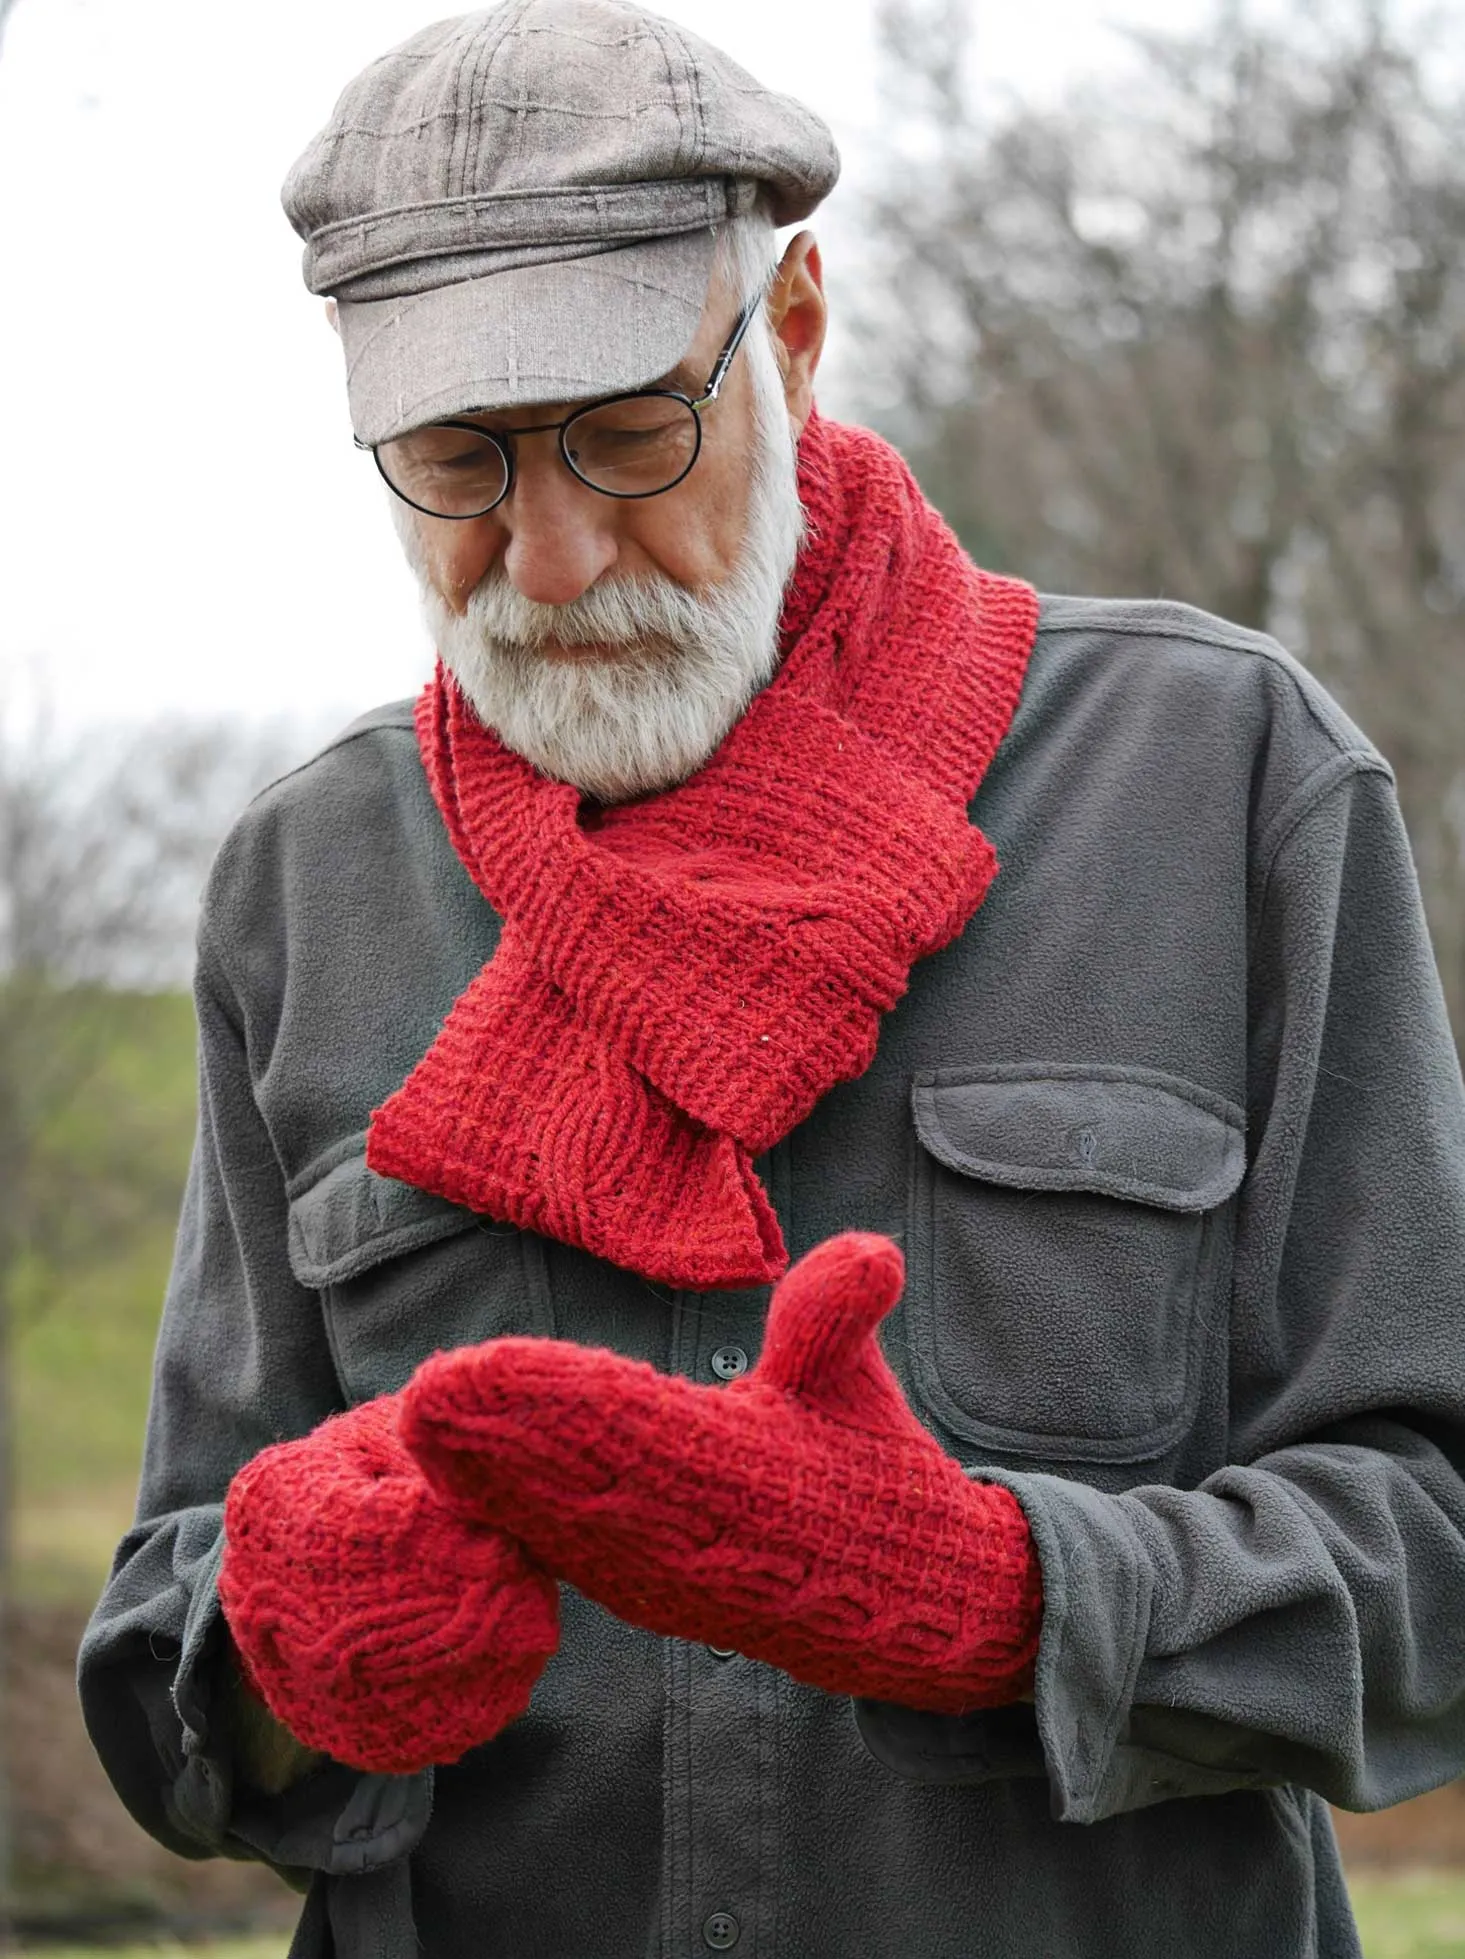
[
  {"x1": 75, "y1": 934, "x2": 433, "y2": 1881},
  {"x1": 857, "y1": 757, "x2": 1465, "y2": 1825}
]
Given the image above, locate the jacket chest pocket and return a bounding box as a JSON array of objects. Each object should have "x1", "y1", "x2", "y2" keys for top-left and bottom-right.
[
  {"x1": 286, "y1": 1145, "x2": 554, "y2": 1405},
  {"x1": 904, "y1": 1063, "x2": 1246, "y2": 1465}
]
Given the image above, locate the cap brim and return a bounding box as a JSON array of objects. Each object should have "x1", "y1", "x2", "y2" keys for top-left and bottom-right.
[{"x1": 336, "y1": 230, "x2": 720, "y2": 446}]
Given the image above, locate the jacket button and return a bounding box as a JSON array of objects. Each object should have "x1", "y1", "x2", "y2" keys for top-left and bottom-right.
[
  {"x1": 711, "y1": 1344, "x2": 748, "y2": 1380},
  {"x1": 707, "y1": 1644, "x2": 737, "y2": 1660},
  {"x1": 703, "y1": 1910, "x2": 740, "y2": 1949}
]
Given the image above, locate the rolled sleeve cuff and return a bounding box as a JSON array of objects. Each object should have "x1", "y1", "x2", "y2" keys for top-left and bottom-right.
[
  {"x1": 168, "y1": 1536, "x2": 434, "y2": 1875},
  {"x1": 855, "y1": 1466, "x2": 1161, "y2": 1824}
]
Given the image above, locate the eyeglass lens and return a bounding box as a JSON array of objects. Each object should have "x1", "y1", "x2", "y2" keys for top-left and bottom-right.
[
  {"x1": 376, "y1": 422, "x2": 509, "y2": 518},
  {"x1": 375, "y1": 393, "x2": 702, "y2": 518}
]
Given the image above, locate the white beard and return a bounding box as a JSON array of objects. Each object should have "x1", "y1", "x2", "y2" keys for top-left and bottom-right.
[{"x1": 392, "y1": 315, "x2": 806, "y2": 805}]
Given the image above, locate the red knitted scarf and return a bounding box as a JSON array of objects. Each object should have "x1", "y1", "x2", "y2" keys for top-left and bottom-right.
[{"x1": 367, "y1": 414, "x2": 1039, "y2": 1289}]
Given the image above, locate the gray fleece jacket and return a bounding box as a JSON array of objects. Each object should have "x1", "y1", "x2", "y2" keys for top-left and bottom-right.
[{"x1": 78, "y1": 593, "x2": 1465, "y2": 1958}]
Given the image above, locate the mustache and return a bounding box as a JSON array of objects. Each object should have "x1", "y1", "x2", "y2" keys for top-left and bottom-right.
[{"x1": 466, "y1": 567, "x2": 717, "y2": 655}]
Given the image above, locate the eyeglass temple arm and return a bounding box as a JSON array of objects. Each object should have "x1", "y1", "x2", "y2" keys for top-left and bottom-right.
[{"x1": 692, "y1": 294, "x2": 762, "y2": 409}]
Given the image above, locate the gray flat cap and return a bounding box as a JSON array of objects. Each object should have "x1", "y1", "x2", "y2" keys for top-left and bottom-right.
[{"x1": 283, "y1": 0, "x2": 840, "y2": 445}]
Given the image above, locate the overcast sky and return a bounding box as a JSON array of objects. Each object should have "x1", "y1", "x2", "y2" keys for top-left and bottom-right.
[{"x1": 0, "y1": 0, "x2": 1202, "y2": 736}]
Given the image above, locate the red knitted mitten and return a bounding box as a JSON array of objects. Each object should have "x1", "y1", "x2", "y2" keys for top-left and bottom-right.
[
  {"x1": 219, "y1": 1393, "x2": 560, "y2": 1774},
  {"x1": 400, "y1": 1233, "x2": 1041, "y2": 1712}
]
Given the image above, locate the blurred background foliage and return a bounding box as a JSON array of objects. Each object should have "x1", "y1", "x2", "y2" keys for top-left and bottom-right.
[
  {"x1": 854, "y1": 0, "x2": 1465, "y2": 1040},
  {"x1": 3, "y1": 0, "x2": 1463, "y2": 1945}
]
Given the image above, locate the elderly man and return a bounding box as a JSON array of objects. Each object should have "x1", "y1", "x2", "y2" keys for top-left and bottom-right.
[{"x1": 79, "y1": 2, "x2": 1465, "y2": 1955}]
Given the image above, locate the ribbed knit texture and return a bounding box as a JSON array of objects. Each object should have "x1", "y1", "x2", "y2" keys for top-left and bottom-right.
[
  {"x1": 218, "y1": 1395, "x2": 561, "y2": 1773},
  {"x1": 367, "y1": 413, "x2": 1040, "y2": 1287},
  {"x1": 401, "y1": 1231, "x2": 1042, "y2": 1713}
]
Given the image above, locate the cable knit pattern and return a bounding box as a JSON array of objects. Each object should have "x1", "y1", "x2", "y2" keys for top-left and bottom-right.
[
  {"x1": 218, "y1": 1395, "x2": 561, "y2": 1774},
  {"x1": 367, "y1": 414, "x2": 1040, "y2": 1287},
  {"x1": 401, "y1": 1232, "x2": 1042, "y2": 1713}
]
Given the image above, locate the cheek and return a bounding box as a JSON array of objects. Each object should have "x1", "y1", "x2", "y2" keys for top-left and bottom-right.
[
  {"x1": 627, "y1": 437, "x2": 752, "y2": 587},
  {"x1": 419, "y1": 516, "x2": 502, "y2": 614}
]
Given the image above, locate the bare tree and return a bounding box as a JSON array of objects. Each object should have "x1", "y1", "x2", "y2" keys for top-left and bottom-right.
[
  {"x1": 852, "y1": 0, "x2": 1465, "y2": 1040},
  {"x1": 0, "y1": 697, "x2": 300, "y2": 1939}
]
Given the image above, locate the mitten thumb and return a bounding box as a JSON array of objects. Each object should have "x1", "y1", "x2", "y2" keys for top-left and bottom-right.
[{"x1": 737, "y1": 1231, "x2": 916, "y2": 1434}]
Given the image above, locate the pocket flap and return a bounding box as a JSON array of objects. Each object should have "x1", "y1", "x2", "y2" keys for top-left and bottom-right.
[
  {"x1": 911, "y1": 1064, "x2": 1245, "y2": 1213},
  {"x1": 286, "y1": 1143, "x2": 481, "y2": 1289}
]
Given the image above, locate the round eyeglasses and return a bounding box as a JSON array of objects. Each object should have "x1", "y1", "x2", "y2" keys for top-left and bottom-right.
[{"x1": 359, "y1": 296, "x2": 760, "y2": 521}]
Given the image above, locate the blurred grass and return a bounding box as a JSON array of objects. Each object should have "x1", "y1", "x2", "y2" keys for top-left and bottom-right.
[
  {"x1": 15, "y1": 990, "x2": 196, "y2": 1607},
  {"x1": 17, "y1": 1223, "x2": 183, "y2": 1501},
  {"x1": 1350, "y1": 1871, "x2": 1465, "y2": 1957},
  {"x1": 27, "y1": 1946, "x2": 286, "y2": 1958}
]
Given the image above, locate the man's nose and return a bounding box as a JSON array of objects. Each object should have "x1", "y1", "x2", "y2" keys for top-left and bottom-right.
[{"x1": 496, "y1": 441, "x2": 619, "y2": 605}]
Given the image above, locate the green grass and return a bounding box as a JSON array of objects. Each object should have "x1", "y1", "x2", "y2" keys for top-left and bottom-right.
[
  {"x1": 1350, "y1": 1871, "x2": 1465, "y2": 1958},
  {"x1": 14, "y1": 988, "x2": 198, "y2": 1606},
  {"x1": 17, "y1": 1221, "x2": 183, "y2": 1497},
  {"x1": 28, "y1": 1946, "x2": 285, "y2": 1958}
]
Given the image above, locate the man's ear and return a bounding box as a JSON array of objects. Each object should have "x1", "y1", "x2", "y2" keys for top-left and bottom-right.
[
  {"x1": 324, "y1": 297, "x2": 340, "y2": 336},
  {"x1": 765, "y1": 230, "x2": 826, "y2": 437}
]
